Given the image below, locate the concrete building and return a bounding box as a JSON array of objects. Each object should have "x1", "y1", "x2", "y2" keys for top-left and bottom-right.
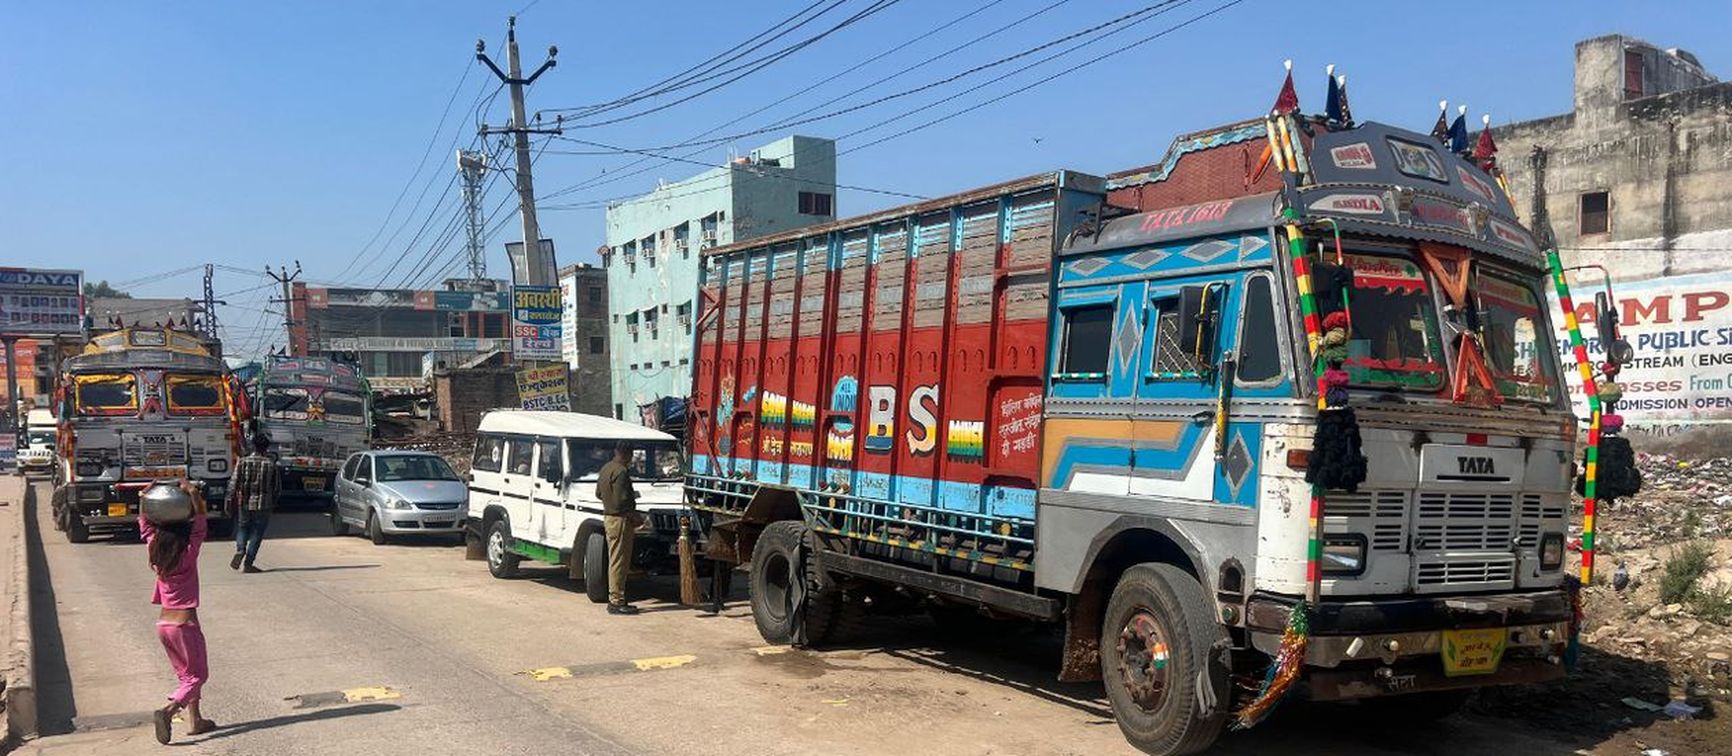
[
  {"x1": 1493, "y1": 35, "x2": 1732, "y2": 437},
  {"x1": 603, "y1": 135, "x2": 837, "y2": 420},
  {"x1": 559, "y1": 262, "x2": 611, "y2": 416},
  {"x1": 288, "y1": 280, "x2": 512, "y2": 394}
]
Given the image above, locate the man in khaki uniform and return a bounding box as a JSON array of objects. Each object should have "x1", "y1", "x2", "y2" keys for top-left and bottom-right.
[{"x1": 596, "y1": 442, "x2": 643, "y2": 615}]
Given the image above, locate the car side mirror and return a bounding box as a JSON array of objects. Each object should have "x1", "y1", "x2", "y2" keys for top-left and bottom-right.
[{"x1": 355, "y1": 477, "x2": 371, "y2": 488}]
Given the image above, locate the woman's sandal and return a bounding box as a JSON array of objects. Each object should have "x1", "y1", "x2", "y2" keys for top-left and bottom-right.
[{"x1": 153, "y1": 707, "x2": 174, "y2": 744}]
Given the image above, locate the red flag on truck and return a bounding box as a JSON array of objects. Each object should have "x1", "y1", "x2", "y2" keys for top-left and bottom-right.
[{"x1": 1272, "y1": 59, "x2": 1299, "y2": 113}]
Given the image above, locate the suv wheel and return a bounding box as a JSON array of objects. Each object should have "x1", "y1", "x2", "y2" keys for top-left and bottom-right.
[{"x1": 486, "y1": 518, "x2": 520, "y2": 578}]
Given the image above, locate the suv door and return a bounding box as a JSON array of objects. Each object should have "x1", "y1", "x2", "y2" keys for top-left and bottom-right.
[
  {"x1": 467, "y1": 433, "x2": 508, "y2": 525},
  {"x1": 336, "y1": 454, "x2": 361, "y2": 524},
  {"x1": 501, "y1": 436, "x2": 537, "y2": 544},
  {"x1": 532, "y1": 437, "x2": 565, "y2": 546}
]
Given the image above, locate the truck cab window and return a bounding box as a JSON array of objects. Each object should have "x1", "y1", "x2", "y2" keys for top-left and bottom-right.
[
  {"x1": 1150, "y1": 299, "x2": 1201, "y2": 377},
  {"x1": 1058, "y1": 305, "x2": 1112, "y2": 375},
  {"x1": 1236, "y1": 275, "x2": 1282, "y2": 383},
  {"x1": 76, "y1": 374, "x2": 136, "y2": 415},
  {"x1": 167, "y1": 375, "x2": 224, "y2": 415}
]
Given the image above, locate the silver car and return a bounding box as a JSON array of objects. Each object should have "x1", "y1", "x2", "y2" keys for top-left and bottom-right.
[{"x1": 330, "y1": 451, "x2": 467, "y2": 544}]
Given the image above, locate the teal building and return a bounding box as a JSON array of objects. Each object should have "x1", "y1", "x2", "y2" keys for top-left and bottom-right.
[{"x1": 603, "y1": 135, "x2": 837, "y2": 421}]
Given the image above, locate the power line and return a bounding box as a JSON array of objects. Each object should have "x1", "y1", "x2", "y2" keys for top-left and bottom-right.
[
  {"x1": 543, "y1": 136, "x2": 925, "y2": 201},
  {"x1": 554, "y1": 0, "x2": 902, "y2": 129}
]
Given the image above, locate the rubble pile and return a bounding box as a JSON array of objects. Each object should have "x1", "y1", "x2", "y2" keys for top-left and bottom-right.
[
  {"x1": 376, "y1": 430, "x2": 476, "y2": 475},
  {"x1": 1590, "y1": 453, "x2": 1732, "y2": 550}
]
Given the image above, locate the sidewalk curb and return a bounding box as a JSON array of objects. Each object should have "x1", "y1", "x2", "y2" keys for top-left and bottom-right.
[{"x1": 3, "y1": 479, "x2": 38, "y2": 748}]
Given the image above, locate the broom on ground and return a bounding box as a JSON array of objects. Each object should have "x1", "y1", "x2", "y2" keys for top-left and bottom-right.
[{"x1": 678, "y1": 515, "x2": 702, "y2": 606}]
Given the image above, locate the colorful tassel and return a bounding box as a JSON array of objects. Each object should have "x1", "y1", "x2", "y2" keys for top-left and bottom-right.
[{"x1": 1232, "y1": 604, "x2": 1309, "y2": 729}]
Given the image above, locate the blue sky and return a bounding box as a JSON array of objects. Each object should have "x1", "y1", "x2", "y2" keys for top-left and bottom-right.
[{"x1": 3, "y1": 0, "x2": 1728, "y2": 357}]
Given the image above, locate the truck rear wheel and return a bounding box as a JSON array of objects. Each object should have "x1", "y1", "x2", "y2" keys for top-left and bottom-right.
[
  {"x1": 1100, "y1": 563, "x2": 1229, "y2": 756},
  {"x1": 748, "y1": 521, "x2": 840, "y2": 645},
  {"x1": 65, "y1": 510, "x2": 90, "y2": 544}
]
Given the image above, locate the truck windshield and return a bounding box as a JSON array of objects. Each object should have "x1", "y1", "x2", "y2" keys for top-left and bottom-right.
[
  {"x1": 322, "y1": 391, "x2": 367, "y2": 424},
  {"x1": 75, "y1": 373, "x2": 137, "y2": 415},
  {"x1": 376, "y1": 455, "x2": 458, "y2": 481},
  {"x1": 167, "y1": 375, "x2": 225, "y2": 415},
  {"x1": 262, "y1": 388, "x2": 309, "y2": 419},
  {"x1": 1476, "y1": 270, "x2": 1562, "y2": 404},
  {"x1": 566, "y1": 440, "x2": 685, "y2": 482},
  {"x1": 1341, "y1": 253, "x2": 1447, "y2": 390}
]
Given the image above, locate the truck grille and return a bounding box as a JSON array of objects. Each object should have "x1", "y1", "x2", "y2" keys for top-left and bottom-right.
[
  {"x1": 123, "y1": 436, "x2": 186, "y2": 467},
  {"x1": 1323, "y1": 490, "x2": 1407, "y2": 552},
  {"x1": 1416, "y1": 557, "x2": 1517, "y2": 587},
  {"x1": 1413, "y1": 492, "x2": 1517, "y2": 551},
  {"x1": 1517, "y1": 493, "x2": 1565, "y2": 548}
]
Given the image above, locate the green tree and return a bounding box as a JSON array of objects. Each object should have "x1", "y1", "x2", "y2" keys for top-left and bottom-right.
[{"x1": 83, "y1": 280, "x2": 131, "y2": 299}]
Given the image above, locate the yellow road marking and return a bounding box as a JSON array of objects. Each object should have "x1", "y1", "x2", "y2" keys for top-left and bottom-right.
[
  {"x1": 342, "y1": 686, "x2": 401, "y2": 703},
  {"x1": 631, "y1": 654, "x2": 696, "y2": 671},
  {"x1": 821, "y1": 698, "x2": 850, "y2": 707},
  {"x1": 751, "y1": 645, "x2": 791, "y2": 656},
  {"x1": 524, "y1": 666, "x2": 574, "y2": 681}
]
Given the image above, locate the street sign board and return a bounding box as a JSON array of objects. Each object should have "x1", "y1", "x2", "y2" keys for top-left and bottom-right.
[
  {"x1": 516, "y1": 363, "x2": 570, "y2": 411},
  {"x1": 505, "y1": 239, "x2": 558, "y2": 286},
  {"x1": 0, "y1": 268, "x2": 83, "y2": 336},
  {"x1": 510, "y1": 285, "x2": 562, "y2": 360}
]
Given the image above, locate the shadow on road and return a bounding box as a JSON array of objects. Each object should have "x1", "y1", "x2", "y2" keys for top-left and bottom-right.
[
  {"x1": 194, "y1": 702, "x2": 402, "y2": 741},
  {"x1": 25, "y1": 482, "x2": 80, "y2": 736}
]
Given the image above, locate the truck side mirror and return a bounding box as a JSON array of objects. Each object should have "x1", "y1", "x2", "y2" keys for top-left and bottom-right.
[
  {"x1": 1594, "y1": 291, "x2": 1634, "y2": 366},
  {"x1": 1178, "y1": 284, "x2": 1224, "y2": 372}
]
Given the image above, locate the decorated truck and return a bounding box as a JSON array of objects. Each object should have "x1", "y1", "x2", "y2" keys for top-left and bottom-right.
[
  {"x1": 686, "y1": 73, "x2": 1589, "y2": 755},
  {"x1": 50, "y1": 327, "x2": 243, "y2": 542},
  {"x1": 245, "y1": 354, "x2": 371, "y2": 498}
]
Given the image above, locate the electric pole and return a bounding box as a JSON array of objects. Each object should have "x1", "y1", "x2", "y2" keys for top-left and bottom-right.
[
  {"x1": 457, "y1": 149, "x2": 490, "y2": 287},
  {"x1": 267, "y1": 262, "x2": 302, "y2": 356},
  {"x1": 200, "y1": 263, "x2": 221, "y2": 342},
  {"x1": 477, "y1": 17, "x2": 560, "y2": 287}
]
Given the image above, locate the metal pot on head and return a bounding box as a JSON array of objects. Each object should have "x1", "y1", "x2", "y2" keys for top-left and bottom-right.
[{"x1": 140, "y1": 481, "x2": 195, "y2": 525}]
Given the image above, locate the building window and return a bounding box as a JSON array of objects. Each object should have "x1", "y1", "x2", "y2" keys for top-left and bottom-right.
[
  {"x1": 625, "y1": 312, "x2": 639, "y2": 342},
  {"x1": 1580, "y1": 191, "x2": 1610, "y2": 235},
  {"x1": 700, "y1": 214, "x2": 719, "y2": 249},
  {"x1": 586, "y1": 286, "x2": 603, "y2": 315},
  {"x1": 588, "y1": 335, "x2": 604, "y2": 354},
  {"x1": 676, "y1": 300, "x2": 692, "y2": 334},
  {"x1": 673, "y1": 222, "x2": 690, "y2": 258},
  {"x1": 624, "y1": 241, "x2": 637, "y2": 273},
  {"x1": 643, "y1": 308, "x2": 659, "y2": 339},
  {"x1": 798, "y1": 191, "x2": 833, "y2": 216},
  {"x1": 1624, "y1": 50, "x2": 1645, "y2": 99},
  {"x1": 614, "y1": 403, "x2": 623, "y2": 419}
]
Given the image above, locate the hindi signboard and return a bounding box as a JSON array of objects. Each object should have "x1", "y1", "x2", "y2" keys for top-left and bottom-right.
[
  {"x1": 516, "y1": 364, "x2": 570, "y2": 411},
  {"x1": 511, "y1": 285, "x2": 562, "y2": 360},
  {"x1": 0, "y1": 268, "x2": 83, "y2": 336}
]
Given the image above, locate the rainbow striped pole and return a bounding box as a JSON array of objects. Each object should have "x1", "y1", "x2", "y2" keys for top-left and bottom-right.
[{"x1": 1546, "y1": 250, "x2": 1602, "y2": 585}]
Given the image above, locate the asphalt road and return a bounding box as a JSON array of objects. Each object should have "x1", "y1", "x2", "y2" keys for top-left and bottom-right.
[{"x1": 13, "y1": 481, "x2": 1621, "y2": 755}]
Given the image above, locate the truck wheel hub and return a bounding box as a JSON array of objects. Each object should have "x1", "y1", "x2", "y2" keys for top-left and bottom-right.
[{"x1": 1116, "y1": 611, "x2": 1171, "y2": 711}]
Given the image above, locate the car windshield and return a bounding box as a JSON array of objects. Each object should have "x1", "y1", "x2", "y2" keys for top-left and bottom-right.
[
  {"x1": 376, "y1": 455, "x2": 459, "y2": 481},
  {"x1": 566, "y1": 440, "x2": 685, "y2": 482},
  {"x1": 322, "y1": 391, "x2": 366, "y2": 425},
  {"x1": 1476, "y1": 270, "x2": 1562, "y2": 404},
  {"x1": 26, "y1": 431, "x2": 53, "y2": 446},
  {"x1": 1340, "y1": 253, "x2": 1448, "y2": 390}
]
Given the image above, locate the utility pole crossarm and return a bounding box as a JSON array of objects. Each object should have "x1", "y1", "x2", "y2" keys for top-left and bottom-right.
[{"x1": 476, "y1": 14, "x2": 558, "y2": 288}]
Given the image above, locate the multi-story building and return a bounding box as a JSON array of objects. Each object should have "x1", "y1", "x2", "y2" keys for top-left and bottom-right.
[
  {"x1": 1494, "y1": 35, "x2": 1732, "y2": 437},
  {"x1": 603, "y1": 135, "x2": 837, "y2": 421},
  {"x1": 559, "y1": 262, "x2": 611, "y2": 416},
  {"x1": 288, "y1": 280, "x2": 512, "y2": 394}
]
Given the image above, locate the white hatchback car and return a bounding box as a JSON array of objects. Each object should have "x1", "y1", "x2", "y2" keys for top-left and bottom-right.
[{"x1": 463, "y1": 410, "x2": 689, "y2": 602}]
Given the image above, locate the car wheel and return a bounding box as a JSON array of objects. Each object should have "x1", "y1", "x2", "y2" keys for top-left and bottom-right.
[
  {"x1": 583, "y1": 530, "x2": 609, "y2": 603},
  {"x1": 1099, "y1": 563, "x2": 1230, "y2": 756},
  {"x1": 330, "y1": 503, "x2": 349, "y2": 536},
  {"x1": 486, "y1": 518, "x2": 520, "y2": 579},
  {"x1": 367, "y1": 510, "x2": 387, "y2": 545}
]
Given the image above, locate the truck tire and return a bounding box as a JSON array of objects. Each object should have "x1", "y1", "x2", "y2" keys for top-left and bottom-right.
[
  {"x1": 748, "y1": 521, "x2": 841, "y2": 645},
  {"x1": 583, "y1": 530, "x2": 609, "y2": 604},
  {"x1": 1100, "y1": 563, "x2": 1230, "y2": 756},
  {"x1": 66, "y1": 511, "x2": 90, "y2": 544},
  {"x1": 485, "y1": 518, "x2": 520, "y2": 579}
]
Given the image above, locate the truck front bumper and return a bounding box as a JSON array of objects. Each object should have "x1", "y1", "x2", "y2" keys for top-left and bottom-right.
[{"x1": 1246, "y1": 589, "x2": 1572, "y2": 701}]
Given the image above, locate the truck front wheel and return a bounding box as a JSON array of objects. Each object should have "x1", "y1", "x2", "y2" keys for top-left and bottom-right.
[
  {"x1": 748, "y1": 521, "x2": 842, "y2": 645},
  {"x1": 1100, "y1": 563, "x2": 1229, "y2": 756}
]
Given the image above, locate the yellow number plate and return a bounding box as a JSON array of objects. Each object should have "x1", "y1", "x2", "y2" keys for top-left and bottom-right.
[
  {"x1": 303, "y1": 477, "x2": 327, "y2": 490},
  {"x1": 107, "y1": 503, "x2": 128, "y2": 517},
  {"x1": 1441, "y1": 628, "x2": 1506, "y2": 676}
]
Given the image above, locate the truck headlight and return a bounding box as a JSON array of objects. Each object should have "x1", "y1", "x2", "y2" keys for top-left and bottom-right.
[
  {"x1": 1540, "y1": 533, "x2": 1564, "y2": 570},
  {"x1": 208, "y1": 458, "x2": 228, "y2": 473},
  {"x1": 1322, "y1": 535, "x2": 1368, "y2": 576}
]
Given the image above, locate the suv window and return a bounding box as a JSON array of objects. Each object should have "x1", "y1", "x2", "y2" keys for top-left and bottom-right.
[
  {"x1": 472, "y1": 435, "x2": 504, "y2": 473},
  {"x1": 507, "y1": 438, "x2": 535, "y2": 476},
  {"x1": 535, "y1": 438, "x2": 562, "y2": 481}
]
